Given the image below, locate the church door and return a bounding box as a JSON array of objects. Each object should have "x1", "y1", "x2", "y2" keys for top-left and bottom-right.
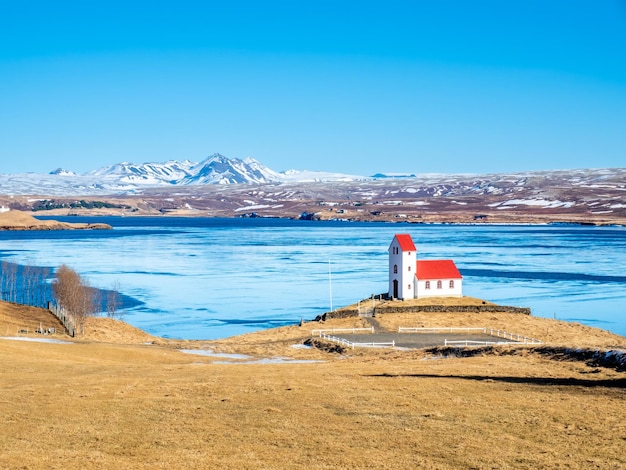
[{"x1": 393, "y1": 279, "x2": 398, "y2": 299}]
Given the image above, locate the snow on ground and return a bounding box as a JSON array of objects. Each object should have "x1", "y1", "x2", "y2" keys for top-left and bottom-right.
[
  {"x1": 279, "y1": 169, "x2": 365, "y2": 182},
  {"x1": 0, "y1": 337, "x2": 72, "y2": 344},
  {"x1": 234, "y1": 205, "x2": 272, "y2": 212},
  {"x1": 180, "y1": 349, "x2": 322, "y2": 364},
  {"x1": 493, "y1": 199, "x2": 575, "y2": 209},
  {"x1": 179, "y1": 349, "x2": 250, "y2": 359}
]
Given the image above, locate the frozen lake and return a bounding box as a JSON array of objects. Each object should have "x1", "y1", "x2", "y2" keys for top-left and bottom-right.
[{"x1": 1, "y1": 217, "x2": 625, "y2": 339}]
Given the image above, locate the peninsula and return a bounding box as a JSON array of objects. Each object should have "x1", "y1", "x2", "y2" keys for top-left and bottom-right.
[{"x1": 0, "y1": 209, "x2": 112, "y2": 231}]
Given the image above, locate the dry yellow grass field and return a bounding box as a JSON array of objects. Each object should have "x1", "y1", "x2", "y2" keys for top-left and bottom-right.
[{"x1": 1, "y1": 299, "x2": 624, "y2": 469}]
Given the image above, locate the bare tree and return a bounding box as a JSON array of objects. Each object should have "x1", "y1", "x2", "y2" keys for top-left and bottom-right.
[
  {"x1": 0, "y1": 260, "x2": 8, "y2": 302},
  {"x1": 106, "y1": 281, "x2": 123, "y2": 319},
  {"x1": 22, "y1": 263, "x2": 35, "y2": 305},
  {"x1": 36, "y1": 266, "x2": 50, "y2": 308},
  {"x1": 51, "y1": 264, "x2": 98, "y2": 335},
  {"x1": 1, "y1": 261, "x2": 18, "y2": 303},
  {"x1": 0, "y1": 260, "x2": 50, "y2": 308}
]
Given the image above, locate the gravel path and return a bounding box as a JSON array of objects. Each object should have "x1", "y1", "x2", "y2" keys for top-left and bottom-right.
[{"x1": 332, "y1": 332, "x2": 520, "y2": 349}]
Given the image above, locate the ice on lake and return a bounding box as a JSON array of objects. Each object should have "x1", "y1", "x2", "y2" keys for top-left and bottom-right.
[{"x1": 1, "y1": 217, "x2": 625, "y2": 339}]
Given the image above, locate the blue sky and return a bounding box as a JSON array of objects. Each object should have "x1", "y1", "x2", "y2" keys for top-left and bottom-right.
[{"x1": 1, "y1": 1, "x2": 625, "y2": 176}]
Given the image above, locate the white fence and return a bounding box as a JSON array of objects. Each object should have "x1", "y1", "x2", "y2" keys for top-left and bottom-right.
[
  {"x1": 399, "y1": 327, "x2": 487, "y2": 333},
  {"x1": 312, "y1": 326, "x2": 542, "y2": 350},
  {"x1": 48, "y1": 302, "x2": 76, "y2": 337},
  {"x1": 487, "y1": 329, "x2": 541, "y2": 344},
  {"x1": 319, "y1": 333, "x2": 395, "y2": 350},
  {"x1": 312, "y1": 327, "x2": 374, "y2": 336},
  {"x1": 444, "y1": 339, "x2": 525, "y2": 346},
  {"x1": 398, "y1": 326, "x2": 542, "y2": 346}
]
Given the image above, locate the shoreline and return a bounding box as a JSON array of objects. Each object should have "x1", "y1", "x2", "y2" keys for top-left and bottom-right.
[
  {"x1": 35, "y1": 211, "x2": 626, "y2": 228},
  {"x1": 2, "y1": 295, "x2": 625, "y2": 349}
]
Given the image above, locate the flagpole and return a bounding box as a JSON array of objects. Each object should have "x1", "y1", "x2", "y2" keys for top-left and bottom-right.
[{"x1": 328, "y1": 258, "x2": 333, "y2": 312}]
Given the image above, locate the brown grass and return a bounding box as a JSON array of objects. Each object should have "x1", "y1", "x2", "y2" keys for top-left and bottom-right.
[
  {"x1": 0, "y1": 209, "x2": 110, "y2": 230},
  {"x1": 0, "y1": 300, "x2": 624, "y2": 469}
]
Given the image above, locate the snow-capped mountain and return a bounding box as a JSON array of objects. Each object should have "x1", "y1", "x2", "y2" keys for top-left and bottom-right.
[
  {"x1": 181, "y1": 154, "x2": 283, "y2": 185},
  {"x1": 86, "y1": 154, "x2": 304, "y2": 186},
  {"x1": 0, "y1": 154, "x2": 364, "y2": 195},
  {"x1": 49, "y1": 168, "x2": 78, "y2": 176},
  {"x1": 87, "y1": 159, "x2": 197, "y2": 184}
]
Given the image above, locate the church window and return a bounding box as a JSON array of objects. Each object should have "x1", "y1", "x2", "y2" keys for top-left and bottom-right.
[
  {"x1": 449, "y1": 280, "x2": 455, "y2": 289},
  {"x1": 425, "y1": 281, "x2": 430, "y2": 289},
  {"x1": 393, "y1": 265, "x2": 398, "y2": 274},
  {"x1": 437, "y1": 280, "x2": 442, "y2": 289},
  {"x1": 408, "y1": 266, "x2": 411, "y2": 272}
]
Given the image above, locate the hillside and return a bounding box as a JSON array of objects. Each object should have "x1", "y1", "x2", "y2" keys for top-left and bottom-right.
[
  {"x1": 1, "y1": 300, "x2": 624, "y2": 469},
  {"x1": 4, "y1": 297, "x2": 623, "y2": 352}
]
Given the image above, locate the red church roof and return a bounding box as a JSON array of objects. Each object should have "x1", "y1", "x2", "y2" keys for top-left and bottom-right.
[
  {"x1": 416, "y1": 260, "x2": 462, "y2": 280},
  {"x1": 393, "y1": 234, "x2": 416, "y2": 252}
]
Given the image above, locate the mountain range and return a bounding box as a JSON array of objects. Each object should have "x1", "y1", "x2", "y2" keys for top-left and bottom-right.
[
  {"x1": 1, "y1": 154, "x2": 625, "y2": 226},
  {"x1": 16, "y1": 154, "x2": 362, "y2": 196},
  {"x1": 84, "y1": 154, "x2": 285, "y2": 186}
]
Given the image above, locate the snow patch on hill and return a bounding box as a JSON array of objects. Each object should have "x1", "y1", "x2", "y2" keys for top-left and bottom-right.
[{"x1": 491, "y1": 199, "x2": 576, "y2": 209}]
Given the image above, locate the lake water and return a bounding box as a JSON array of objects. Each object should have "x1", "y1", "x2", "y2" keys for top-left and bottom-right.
[{"x1": 1, "y1": 217, "x2": 625, "y2": 339}]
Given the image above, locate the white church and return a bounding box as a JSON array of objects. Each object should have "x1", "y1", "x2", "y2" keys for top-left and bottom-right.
[{"x1": 388, "y1": 234, "x2": 463, "y2": 300}]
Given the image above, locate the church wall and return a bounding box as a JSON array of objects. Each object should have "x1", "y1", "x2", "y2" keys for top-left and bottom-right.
[{"x1": 416, "y1": 278, "x2": 463, "y2": 298}]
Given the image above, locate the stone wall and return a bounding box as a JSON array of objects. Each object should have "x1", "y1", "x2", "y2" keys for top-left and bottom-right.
[{"x1": 315, "y1": 304, "x2": 531, "y2": 322}]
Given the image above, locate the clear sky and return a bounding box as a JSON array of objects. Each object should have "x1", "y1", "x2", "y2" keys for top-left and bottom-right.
[{"x1": 1, "y1": 1, "x2": 625, "y2": 176}]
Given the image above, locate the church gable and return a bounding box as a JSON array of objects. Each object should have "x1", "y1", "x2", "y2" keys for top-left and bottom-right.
[{"x1": 390, "y1": 234, "x2": 416, "y2": 252}]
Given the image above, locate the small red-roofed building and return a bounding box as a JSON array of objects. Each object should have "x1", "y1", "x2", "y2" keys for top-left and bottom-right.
[{"x1": 388, "y1": 234, "x2": 463, "y2": 299}]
